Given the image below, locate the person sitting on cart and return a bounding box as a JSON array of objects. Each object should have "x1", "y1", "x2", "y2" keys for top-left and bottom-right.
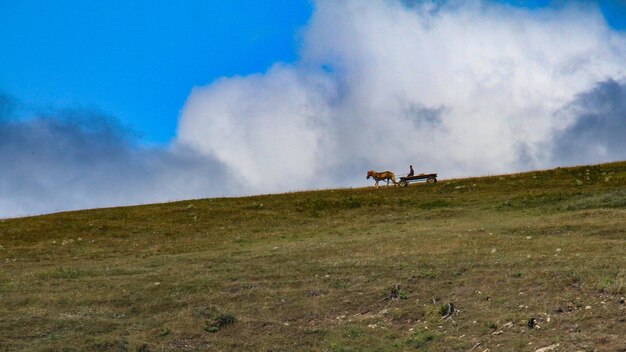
[{"x1": 407, "y1": 165, "x2": 414, "y2": 177}]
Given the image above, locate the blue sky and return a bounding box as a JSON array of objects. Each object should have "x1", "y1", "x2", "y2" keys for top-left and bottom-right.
[
  {"x1": 2, "y1": 1, "x2": 624, "y2": 144},
  {"x1": 0, "y1": 0, "x2": 312, "y2": 143}
]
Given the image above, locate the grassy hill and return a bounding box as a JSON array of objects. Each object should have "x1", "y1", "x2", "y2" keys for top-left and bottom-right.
[{"x1": 1, "y1": 162, "x2": 625, "y2": 352}]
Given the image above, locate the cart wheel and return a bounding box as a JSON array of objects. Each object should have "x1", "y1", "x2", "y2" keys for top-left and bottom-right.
[
  {"x1": 399, "y1": 180, "x2": 408, "y2": 187},
  {"x1": 427, "y1": 176, "x2": 436, "y2": 183}
]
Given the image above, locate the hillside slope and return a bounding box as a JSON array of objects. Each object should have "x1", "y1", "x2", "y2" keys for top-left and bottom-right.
[{"x1": 1, "y1": 162, "x2": 625, "y2": 351}]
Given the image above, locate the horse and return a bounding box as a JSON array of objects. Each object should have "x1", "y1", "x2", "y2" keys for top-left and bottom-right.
[{"x1": 367, "y1": 170, "x2": 398, "y2": 188}]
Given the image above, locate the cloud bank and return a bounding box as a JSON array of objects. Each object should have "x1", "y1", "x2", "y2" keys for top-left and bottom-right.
[
  {"x1": 553, "y1": 79, "x2": 626, "y2": 165},
  {"x1": 0, "y1": 99, "x2": 238, "y2": 218},
  {"x1": 3, "y1": 0, "x2": 626, "y2": 218}
]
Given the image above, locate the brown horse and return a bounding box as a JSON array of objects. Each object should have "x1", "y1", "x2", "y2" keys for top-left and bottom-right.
[{"x1": 367, "y1": 170, "x2": 398, "y2": 188}]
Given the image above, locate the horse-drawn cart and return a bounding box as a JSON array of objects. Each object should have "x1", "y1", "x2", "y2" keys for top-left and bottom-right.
[{"x1": 398, "y1": 173, "x2": 437, "y2": 187}]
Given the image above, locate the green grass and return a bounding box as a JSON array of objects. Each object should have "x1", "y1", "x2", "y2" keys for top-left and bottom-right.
[{"x1": 0, "y1": 161, "x2": 625, "y2": 351}]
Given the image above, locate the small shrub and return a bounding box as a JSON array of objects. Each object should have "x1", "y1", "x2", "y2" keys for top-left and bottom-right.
[
  {"x1": 385, "y1": 284, "x2": 408, "y2": 301},
  {"x1": 413, "y1": 268, "x2": 438, "y2": 279},
  {"x1": 330, "y1": 281, "x2": 352, "y2": 289},
  {"x1": 344, "y1": 325, "x2": 364, "y2": 339},
  {"x1": 597, "y1": 276, "x2": 625, "y2": 294},
  {"x1": 157, "y1": 327, "x2": 170, "y2": 337},
  {"x1": 398, "y1": 289, "x2": 409, "y2": 300},
  {"x1": 439, "y1": 303, "x2": 455, "y2": 317},
  {"x1": 205, "y1": 313, "x2": 236, "y2": 333},
  {"x1": 407, "y1": 329, "x2": 438, "y2": 349}
]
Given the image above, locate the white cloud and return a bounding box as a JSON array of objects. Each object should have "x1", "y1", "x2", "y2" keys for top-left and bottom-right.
[
  {"x1": 178, "y1": 65, "x2": 335, "y2": 191},
  {"x1": 178, "y1": 0, "x2": 626, "y2": 194}
]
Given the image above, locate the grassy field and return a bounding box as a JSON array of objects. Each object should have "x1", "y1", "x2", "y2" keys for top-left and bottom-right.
[{"x1": 1, "y1": 162, "x2": 625, "y2": 352}]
